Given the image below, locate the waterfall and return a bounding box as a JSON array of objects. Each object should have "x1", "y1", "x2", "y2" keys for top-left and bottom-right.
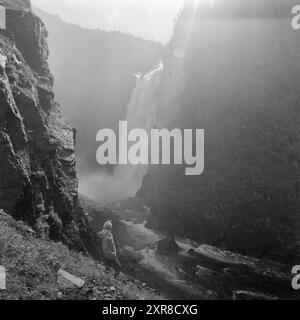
[
  {"x1": 80, "y1": 63, "x2": 164, "y2": 203},
  {"x1": 113, "y1": 62, "x2": 164, "y2": 195},
  {"x1": 80, "y1": 54, "x2": 186, "y2": 203}
]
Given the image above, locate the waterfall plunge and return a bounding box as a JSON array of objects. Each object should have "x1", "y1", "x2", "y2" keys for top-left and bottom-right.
[
  {"x1": 113, "y1": 63, "x2": 164, "y2": 194},
  {"x1": 79, "y1": 63, "x2": 164, "y2": 203}
]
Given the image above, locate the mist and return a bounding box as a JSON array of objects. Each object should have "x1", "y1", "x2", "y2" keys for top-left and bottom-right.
[
  {"x1": 32, "y1": 0, "x2": 184, "y2": 43},
  {"x1": 79, "y1": 167, "x2": 143, "y2": 204}
]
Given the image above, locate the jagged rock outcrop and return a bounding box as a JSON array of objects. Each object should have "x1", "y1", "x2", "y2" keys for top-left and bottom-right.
[{"x1": 0, "y1": 2, "x2": 95, "y2": 252}]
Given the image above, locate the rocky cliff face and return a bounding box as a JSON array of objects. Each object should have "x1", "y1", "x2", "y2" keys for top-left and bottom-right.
[
  {"x1": 139, "y1": 0, "x2": 300, "y2": 264},
  {"x1": 0, "y1": 4, "x2": 94, "y2": 252}
]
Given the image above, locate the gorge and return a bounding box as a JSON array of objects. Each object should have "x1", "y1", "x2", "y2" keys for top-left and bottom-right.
[{"x1": 0, "y1": 0, "x2": 299, "y2": 301}]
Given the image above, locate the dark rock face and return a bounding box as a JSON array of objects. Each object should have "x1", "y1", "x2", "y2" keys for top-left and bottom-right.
[
  {"x1": 6, "y1": 9, "x2": 50, "y2": 75},
  {"x1": 0, "y1": 6, "x2": 93, "y2": 252},
  {"x1": 156, "y1": 238, "x2": 181, "y2": 255},
  {"x1": 139, "y1": 0, "x2": 300, "y2": 264}
]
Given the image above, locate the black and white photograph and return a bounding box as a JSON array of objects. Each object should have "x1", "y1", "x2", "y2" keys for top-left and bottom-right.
[{"x1": 0, "y1": 0, "x2": 299, "y2": 307}]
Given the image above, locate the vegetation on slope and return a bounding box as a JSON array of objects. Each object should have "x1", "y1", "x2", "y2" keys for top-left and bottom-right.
[
  {"x1": 139, "y1": 0, "x2": 300, "y2": 264},
  {"x1": 0, "y1": 210, "x2": 165, "y2": 300}
]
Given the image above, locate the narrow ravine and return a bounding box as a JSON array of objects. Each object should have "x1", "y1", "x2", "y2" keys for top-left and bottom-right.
[{"x1": 109, "y1": 202, "x2": 297, "y2": 300}]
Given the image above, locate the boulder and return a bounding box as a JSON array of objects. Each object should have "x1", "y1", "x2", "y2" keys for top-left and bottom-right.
[
  {"x1": 156, "y1": 237, "x2": 182, "y2": 255},
  {"x1": 233, "y1": 290, "x2": 279, "y2": 300},
  {"x1": 57, "y1": 269, "x2": 85, "y2": 289}
]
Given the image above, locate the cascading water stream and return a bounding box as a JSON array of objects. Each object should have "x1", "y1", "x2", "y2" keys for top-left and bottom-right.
[
  {"x1": 80, "y1": 45, "x2": 185, "y2": 203},
  {"x1": 79, "y1": 63, "x2": 164, "y2": 203},
  {"x1": 112, "y1": 63, "x2": 164, "y2": 195}
]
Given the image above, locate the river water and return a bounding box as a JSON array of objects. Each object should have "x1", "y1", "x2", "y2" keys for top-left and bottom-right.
[{"x1": 116, "y1": 218, "x2": 296, "y2": 300}]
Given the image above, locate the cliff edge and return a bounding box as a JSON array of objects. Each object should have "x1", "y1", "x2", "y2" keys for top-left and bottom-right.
[{"x1": 0, "y1": 2, "x2": 93, "y2": 252}]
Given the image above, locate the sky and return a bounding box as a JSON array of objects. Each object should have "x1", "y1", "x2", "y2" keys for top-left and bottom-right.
[{"x1": 31, "y1": 0, "x2": 185, "y2": 43}]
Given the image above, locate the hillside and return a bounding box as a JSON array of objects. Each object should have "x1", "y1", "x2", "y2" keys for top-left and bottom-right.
[
  {"x1": 0, "y1": 210, "x2": 164, "y2": 300},
  {"x1": 138, "y1": 0, "x2": 300, "y2": 264}
]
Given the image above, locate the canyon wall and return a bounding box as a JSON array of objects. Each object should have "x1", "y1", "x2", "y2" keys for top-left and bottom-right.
[
  {"x1": 139, "y1": 0, "x2": 300, "y2": 263},
  {"x1": 0, "y1": 2, "x2": 96, "y2": 253}
]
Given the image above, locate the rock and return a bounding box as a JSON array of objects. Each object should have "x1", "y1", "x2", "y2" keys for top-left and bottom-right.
[
  {"x1": 186, "y1": 248, "x2": 196, "y2": 255},
  {"x1": 85, "y1": 289, "x2": 95, "y2": 298},
  {"x1": 195, "y1": 265, "x2": 215, "y2": 277},
  {"x1": 120, "y1": 246, "x2": 144, "y2": 262},
  {"x1": 25, "y1": 226, "x2": 36, "y2": 235},
  {"x1": 96, "y1": 263, "x2": 105, "y2": 270},
  {"x1": 195, "y1": 266, "x2": 220, "y2": 289},
  {"x1": 57, "y1": 292, "x2": 63, "y2": 299},
  {"x1": 156, "y1": 237, "x2": 182, "y2": 255},
  {"x1": 0, "y1": 266, "x2": 6, "y2": 290},
  {"x1": 233, "y1": 290, "x2": 279, "y2": 300},
  {"x1": 0, "y1": 5, "x2": 98, "y2": 255},
  {"x1": 57, "y1": 269, "x2": 85, "y2": 289},
  {"x1": 0, "y1": 52, "x2": 7, "y2": 68}
]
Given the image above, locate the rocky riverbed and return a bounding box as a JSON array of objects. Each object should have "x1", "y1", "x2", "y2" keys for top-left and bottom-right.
[{"x1": 100, "y1": 199, "x2": 298, "y2": 300}]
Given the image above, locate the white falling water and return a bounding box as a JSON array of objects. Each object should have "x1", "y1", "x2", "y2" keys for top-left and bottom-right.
[
  {"x1": 80, "y1": 52, "x2": 187, "y2": 204},
  {"x1": 113, "y1": 62, "x2": 164, "y2": 194},
  {"x1": 80, "y1": 63, "x2": 164, "y2": 203}
]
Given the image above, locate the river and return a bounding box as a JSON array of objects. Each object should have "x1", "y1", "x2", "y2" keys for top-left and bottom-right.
[{"x1": 115, "y1": 216, "x2": 296, "y2": 300}]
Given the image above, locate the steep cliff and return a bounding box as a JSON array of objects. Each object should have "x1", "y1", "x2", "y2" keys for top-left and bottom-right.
[
  {"x1": 0, "y1": 3, "x2": 93, "y2": 252},
  {"x1": 35, "y1": 8, "x2": 163, "y2": 182},
  {"x1": 139, "y1": 0, "x2": 300, "y2": 264}
]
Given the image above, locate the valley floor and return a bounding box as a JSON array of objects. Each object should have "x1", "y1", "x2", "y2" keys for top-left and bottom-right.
[
  {"x1": 80, "y1": 196, "x2": 298, "y2": 300},
  {"x1": 0, "y1": 210, "x2": 165, "y2": 300},
  {"x1": 0, "y1": 200, "x2": 297, "y2": 301}
]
